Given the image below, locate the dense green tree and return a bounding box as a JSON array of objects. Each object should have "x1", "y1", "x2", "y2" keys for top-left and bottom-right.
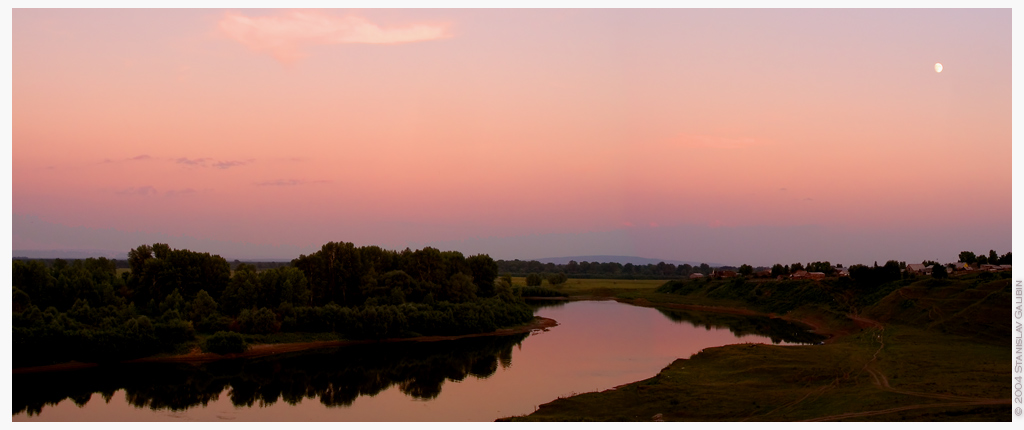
[
  {"x1": 467, "y1": 254, "x2": 499, "y2": 298},
  {"x1": 13, "y1": 241, "x2": 540, "y2": 367},
  {"x1": 958, "y1": 251, "x2": 977, "y2": 264},
  {"x1": 566, "y1": 260, "x2": 580, "y2": 274},
  {"x1": 932, "y1": 264, "x2": 948, "y2": 279},
  {"x1": 408, "y1": 247, "x2": 446, "y2": 287},
  {"x1": 205, "y1": 331, "x2": 246, "y2": 354},
  {"x1": 882, "y1": 260, "x2": 903, "y2": 281},
  {"x1": 738, "y1": 264, "x2": 753, "y2": 276},
  {"x1": 998, "y1": 252, "x2": 1012, "y2": 265},
  {"x1": 13, "y1": 287, "x2": 32, "y2": 313},
  {"x1": 13, "y1": 260, "x2": 56, "y2": 309},
  {"x1": 190, "y1": 290, "x2": 219, "y2": 322},
  {"x1": 359, "y1": 245, "x2": 397, "y2": 275},
  {"x1": 259, "y1": 266, "x2": 311, "y2": 308},
  {"x1": 221, "y1": 269, "x2": 259, "y2": 316},
  {"x1": 806, "y1": 261, "x2": 834, "y2": 275},
  {"x1": 525, "y1": 273, "x2": 543, "y2": 287},
  {"x1": 547, "y1": 272, "x2": 568, "y2": 285},
  {"x1": 293, "y1": 242, "x2": 364, "y2": 307},
  {"x1": 699, "y1": 263, "x2": 711, "y2": 275},
  {"x1": 445, "y1": 273, "x2": 478, "y2": 303},
  {"x1": 126, "y1": 244, "x2": 230, "y2": 309},
  {"x1": 988, "y1": 250, "x2": 998, "y2": 264},
  {"x1": 380, "y1": 270, "x2": 418, "y2": 302},
  {"x1": 494, "y1": 277, "x2": 516, "y2": 302},
  {"x1": 239, "y1": 307, "x2": 277, "y2": 334},
  {"x1": 441, "y1": 251, "x2": 469, "y2": 280},
  {"x1": 159, "y1": 289, "x2": 185, "y2": 315}
]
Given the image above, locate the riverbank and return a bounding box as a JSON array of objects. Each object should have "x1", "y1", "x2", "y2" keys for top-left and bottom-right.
[
  {"x1": 12, "y1": 316, "x2": 558, "y2": 374},
  {"x1": 504, "y1": 277, "x2": 1010, "y2": 421}
]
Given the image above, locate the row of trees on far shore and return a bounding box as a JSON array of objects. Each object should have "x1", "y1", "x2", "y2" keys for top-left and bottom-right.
[
  {"x1": 12, "y1": 242, "x2": 534, "y2": 367},
  {"x1": 498, "y1": 249, "x2": 1010, "y2": 282}
]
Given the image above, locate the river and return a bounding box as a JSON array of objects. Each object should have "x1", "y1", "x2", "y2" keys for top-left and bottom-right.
[{"x1": 13, "y1": 300, "x2": 821, "y2": 421}]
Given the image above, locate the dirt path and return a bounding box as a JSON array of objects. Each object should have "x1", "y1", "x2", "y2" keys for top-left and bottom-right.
[
  {"x1": 740, "y1": 312, "x2": 1006, "y2": 422},
  {"x1": 799, "y1": 314, "x2": 1008, "y2": 421}
]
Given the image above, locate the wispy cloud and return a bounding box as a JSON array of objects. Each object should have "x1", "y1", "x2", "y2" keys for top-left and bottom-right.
[
  {"x1": 172, "y1": 157, "x2": 250, "y2": 169},
  {"x1": 219, "y1": 11, "x2": 450, "y2": 62},
  {"x1": 117, "y1": 186, "x2": 157, "y2": 196},
  {"x1": 256, "y1": 179, "x2": 331, "y2": 187},
  {"x1": 176, "y1": 157, "x2": 210, "y2": 166},
  {"x1": 98, "y1": 154, "x2": 152, "y2": 165},
  {"x1": 213, "y1": 160, "x2": 250, "y2": 169},
  {"x1": 165, "y1": 188, "x2": 197, "y2": 197}
]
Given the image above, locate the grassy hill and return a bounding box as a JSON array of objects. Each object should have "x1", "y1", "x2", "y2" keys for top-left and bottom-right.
[
  {"x1": 861, "y1": 276, "x2": 1010, "y2": 345},
  {"x1": 506, "y1": 272, "x2": 1011, "y2": 421}
]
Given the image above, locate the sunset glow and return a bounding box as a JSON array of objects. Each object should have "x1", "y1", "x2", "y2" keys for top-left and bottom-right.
[{"x1": 11, "y1": 9, "x2": 1011, "y2": 266}]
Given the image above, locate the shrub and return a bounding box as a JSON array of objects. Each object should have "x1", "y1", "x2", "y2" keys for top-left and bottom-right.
[
  {"x1": 547, "y1": 273, "x2": 568, "y2": 285},
  {"x1": 238, "y1": 307, "x2": 278, "y2": 334},
  {"x1": 196, "y1": 315, "x2": 231, "y2": 333},
  {"x1": 205, "y1": 331, "x2": 246, "y2": 354}
]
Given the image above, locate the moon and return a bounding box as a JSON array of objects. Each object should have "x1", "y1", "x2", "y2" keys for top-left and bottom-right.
[{"x1": 934, "y1": 63, "x2": 943, "y2": 73}]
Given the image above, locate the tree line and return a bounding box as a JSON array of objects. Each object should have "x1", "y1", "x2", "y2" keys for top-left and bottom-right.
[
  {"x1": 658, "y1": 249, "x2": 1012, "y2": 316},
  {"x1": 499, "y1": 249, "x2": 1011, "y2": 281},
  {"x1": 12, "y1": 242, "x2": 534, "y2": 366},
  {"x1": 496, "y1": 259, "x2": 733, "y2": 279}
]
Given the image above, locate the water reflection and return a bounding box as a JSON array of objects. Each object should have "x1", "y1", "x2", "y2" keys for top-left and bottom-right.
[
  {"x1": 14, "y1": 301, "x2": 827, "y2": 421},
  {"x1": 526, "y1": 299, "x2": 569, "y2": 310},
  {"x1": 655, "y1": 308, "x2": 826, "y2": 345},
  {"x1": 13, "y1": 333, "x2": 528, "y2": 416}
]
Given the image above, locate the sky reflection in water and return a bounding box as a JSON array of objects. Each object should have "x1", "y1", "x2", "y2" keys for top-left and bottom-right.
[{"x1": 13, "y1": 300, "x2": 820, "y2": 421}]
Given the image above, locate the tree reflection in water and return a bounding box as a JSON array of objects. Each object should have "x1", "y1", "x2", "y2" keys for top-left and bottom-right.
[
  {"x1": 655, "y1": 308, "x2": 827, "y2": 345},
  {"x1": 13, "y1": 332, "x2": 529, "y2": 416}
]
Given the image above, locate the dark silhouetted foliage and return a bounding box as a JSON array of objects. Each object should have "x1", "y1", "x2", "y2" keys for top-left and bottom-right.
[{"x1": 205, "y1": 331, "x2": 247, "y2": 354}]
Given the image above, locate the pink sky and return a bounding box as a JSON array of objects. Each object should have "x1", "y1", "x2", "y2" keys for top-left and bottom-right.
[{"x1": 11, "y1": 9, "x2": 1012, "y2": 266}]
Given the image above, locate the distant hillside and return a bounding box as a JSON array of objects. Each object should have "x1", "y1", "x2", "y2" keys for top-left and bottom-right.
[
  {"x1": 535, "y1": 255, "x2": 717, "y2": 267},
  {"x1": 13, "y1": 249, "x2": 128, "y2": 260}
]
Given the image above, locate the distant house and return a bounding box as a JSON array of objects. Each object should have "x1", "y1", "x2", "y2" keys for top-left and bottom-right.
[
  {"x1": 808, "y1": 272, "x2": 826, "y2": 280},
  {"x1": 977, "y1": 264, "x2": 1011, "y2": 272},
  {"x1": 754, "y1": 270, "x2": 772, "y2": 278},
  {"x1": 689, "y1": 273, "x2": 705, "y2": 279},
  {"x1": 791, "y1": 270, "x2": 809, "y2": 279},
  {"x1": 836, "y1": 268, "x2": 850, "y2": 277},
  {"x1": 713, "y1": 270, "x2": 737, "y2": 279},
  {"x1": 906, "y1": 264, "x2": 929, "y2": 274}
]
